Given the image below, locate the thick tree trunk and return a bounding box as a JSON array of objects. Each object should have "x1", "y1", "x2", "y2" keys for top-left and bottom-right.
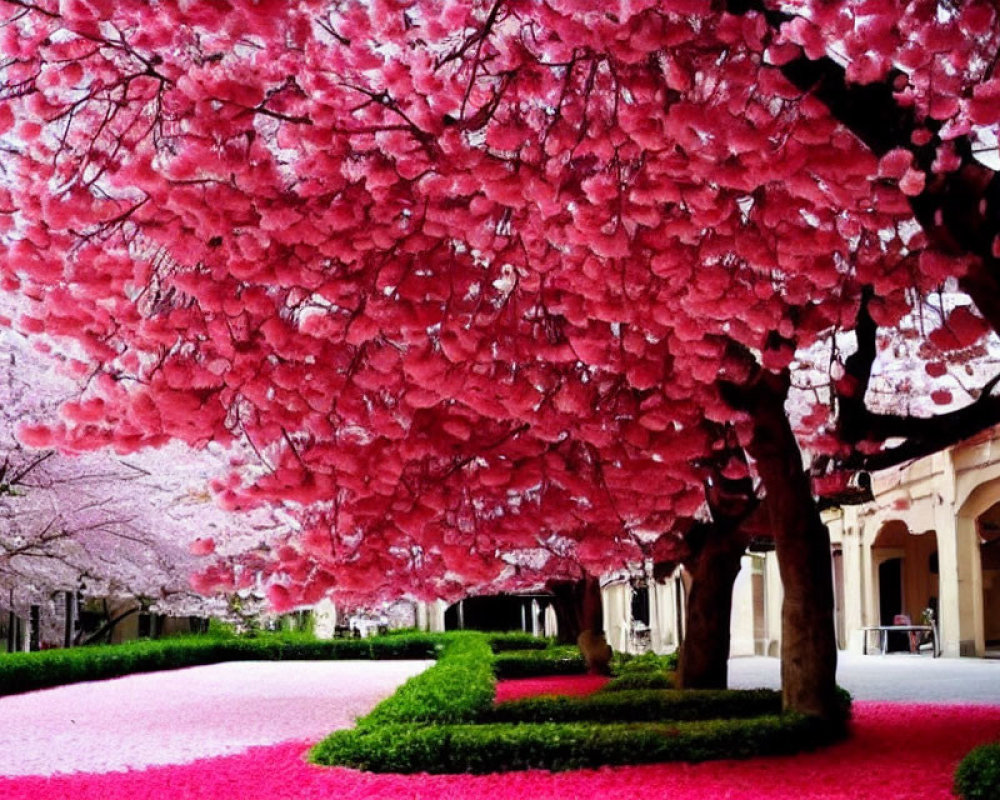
[
  {"x1": 677, "y1": 523, "x2": 747, "y2": 689},
  {"x1": 548, "y1": 575, "x2": 612, "y2": 674},
  {"x1": 548, "y1": 580, "x2": 583, "y2": 645},
  {"x1": 733, "y1": 369, "x2": 840, "y2": 720},
  {"x1": 77, "y1": 604, "x2": 139, "y2": 646}
]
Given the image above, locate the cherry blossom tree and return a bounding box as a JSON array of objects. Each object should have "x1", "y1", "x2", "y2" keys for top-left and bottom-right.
[
  {"x1": 0, "y1": 325, "x2": 288, "y2": 646},
  {"x1": 2, "y1": 0, "x2": 1000, "y2": 718}
]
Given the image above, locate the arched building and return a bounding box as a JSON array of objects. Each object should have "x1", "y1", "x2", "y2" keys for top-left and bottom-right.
[
  {"x1": 610, "y1": 427, "x2": 1000, "y2": 659},
  {"x1": 826, "y1": 427, "x2": 1000, "y2": 657}
]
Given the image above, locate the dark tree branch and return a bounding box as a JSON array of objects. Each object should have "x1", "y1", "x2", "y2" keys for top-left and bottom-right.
[
  {"x1": 725, "y1": 0, "x2": 1000, "y2": 336},
  {"x1": 839, "y1": 390, "x2": 1000, "y2": 473},
  {"x1": 836, "y1": 286, "x2": 877, "y2": 445}
]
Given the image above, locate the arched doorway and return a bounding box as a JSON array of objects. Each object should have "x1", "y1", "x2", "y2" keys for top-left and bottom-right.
[
  {"x1": 871, "y1": 520, "x2": 939, "y2": 650},
  {"x1": 956, "y1": 476, "x2": 1000, "y2": 656},
  {"x1": 976, "y1": 501, "x2": 1000, "y2": 655}
]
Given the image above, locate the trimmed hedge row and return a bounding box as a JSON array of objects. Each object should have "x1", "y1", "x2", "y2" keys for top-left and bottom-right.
[
  {"x1": 602, "y1": 670, "x2": 675, "y2": 691},
  {"x1": 602, "y1": 650, "x2": 678, "y2": 691},
  {"x1": 493, "y1": 645, "x2": 586, "y2": 678},
  {"x1": 0, "y1": 628, "x2": 554, "y2": 699},
  {"x1": 612, "y1": 650, "x2": 678, "y2": 675},
  {"x1": 0, "y1": 632, "x2": 444, "y2": 698},
  {"x1": 486, "y1": 632, "x2": 551, "y2": 652},
  {"x1": 489, "y1": 688, "x2": 782, "y2": 724},
  {"x1": 311, "y1": 635, "x2": 851, "y2": 773},
  {"x1": 312, "y1": 714, "x2": 842, "y2": 774},
  {"x1": 361, "y1": 632, "x2": 495, "y2": 727}
]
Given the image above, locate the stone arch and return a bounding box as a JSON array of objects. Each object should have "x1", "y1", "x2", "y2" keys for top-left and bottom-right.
[
  {"x1": 957, "y1": 475, "x2": 1000, "y2": 655},
  {"x1": 869, "y1": 519, "x2": 939, "y2": 646}
]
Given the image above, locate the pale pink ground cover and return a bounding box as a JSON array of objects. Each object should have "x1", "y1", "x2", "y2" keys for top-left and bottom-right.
[{"x1": 0, "y1": 660, "x2": 431, "y2": 775}]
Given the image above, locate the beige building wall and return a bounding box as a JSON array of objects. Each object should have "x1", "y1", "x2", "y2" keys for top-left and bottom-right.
[
  {"x1": 602, "y1": 581, "x2": 631, "y2": 653},
  {"x1": 820, "y1": 429, "x2": 1000, "y2": 658},
  {"x1": 601, "y1": 428, "x2": 1000, "y2": 660},
  {"x1": 729, "y1": 556, "x2": 756, "y2": 656}
]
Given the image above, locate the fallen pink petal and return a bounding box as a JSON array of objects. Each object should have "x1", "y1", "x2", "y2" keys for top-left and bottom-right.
[
  {"x1": 493, "y1": 674, "x2": 609, "y2": 703},
  {"x1": 1, "y1": 703, "x2": 999, "y2": 799},
  {"x1": 3, "y1": 662, "x2": 999, "y2": 799}
]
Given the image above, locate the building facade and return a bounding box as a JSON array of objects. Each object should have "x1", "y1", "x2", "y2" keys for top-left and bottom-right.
[{"x1": 605, "y1": 427, "x2": 1000, "y2": 660}]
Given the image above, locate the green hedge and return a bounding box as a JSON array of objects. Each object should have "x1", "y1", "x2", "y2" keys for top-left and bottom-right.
[
  {"x1": 311, "y1": 634, "x2": 850, "y2": 773},
  {"x1": 361, "y1": 632, "x2": 495, "y2": 727},
  {"x1": 602, "y1": 650, "x2": 677, "y2": 691},
  {"x1": 612, "y1": 650, "x2": 678, "y2": 675},
  {"x1": 489, "y1": 688, "x2": 782, "y2": 724},
  {"x1": 493, "y1": 645, "x2": 585, "y2": 678},
  {"x1": 955, "y1": 742, "x2": 1000, "y2": 799},
  {"x1": 486, "y1": 632, "x2": 551, "y2": 652},
  {"x1": 602, "y1": 670, "x2": 675, "y2": 691},
  {"x1": 0, "y1": 632, "x2": 443, "y2": 698},
  {"x1": 0, "y1": 629, "x2": 556, "y2": 699},
  {"x1": 312, "y1": 714, "x2": 841, "y2": 774}
]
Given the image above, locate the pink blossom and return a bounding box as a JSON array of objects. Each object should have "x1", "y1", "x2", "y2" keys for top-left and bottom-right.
[{"x1": 0, "y1": 703, "x2": 998, "y2": 798}]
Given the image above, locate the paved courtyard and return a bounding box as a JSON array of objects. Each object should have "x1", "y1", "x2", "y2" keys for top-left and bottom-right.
[{"x1": 730, "y1": 652, "x2": 1000, "y2": 704}]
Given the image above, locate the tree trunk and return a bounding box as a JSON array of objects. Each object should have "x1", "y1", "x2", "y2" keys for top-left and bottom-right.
[
  {"x1": 29, "y1": 604, "x2": 40, "y2": 651},
  {"x1": 548, "y1": 580, "x2": 583, "y2": 645},
  {"x1": 677, "y1": 522, "x2": 747, "y2": 689},
  {"x1": 735, "y1": 369, "x2": 840, "y2": 720},
  {"x1": 548, "y1": 575, "x2": 612, "y2": 674},
  {"x1": 64, "y1": 591, "x2": 75, "y2": 649},
  {"x1": 77, "y1": 603, "x2": 140, "y2": 646}
]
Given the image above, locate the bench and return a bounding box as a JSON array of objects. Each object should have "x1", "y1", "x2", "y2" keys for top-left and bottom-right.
[{"x1": 861, "y1": 624, "x2": 940, "y2": 657}]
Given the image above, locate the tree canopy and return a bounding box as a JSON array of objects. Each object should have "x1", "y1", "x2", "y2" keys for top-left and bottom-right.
[{"x1": 2, "y1": 0, "x2": 1000, "y2": 617}]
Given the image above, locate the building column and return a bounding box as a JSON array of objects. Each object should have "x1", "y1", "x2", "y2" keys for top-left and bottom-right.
[
  {"x1": 648, "y1": 579, "x2": 667, "y2": 653},
  {"x1": 729, "y1": 556, "x2": 756, "y2": 657},
  {"x1": 29, "y1": 605, "x2": 40, "y2": 652},
  {"x1": 601, "y1": 582, "x2": 629, "y2": 653},
  {"x1": 64, "y1": 591, "x2": 76, "y2": 649},
  {"x1": 840, "y1": 510, "x2": 866, "y2": 653},
  {"x1": 937, "y1": 504, "x2": 980, "y2": 657},
  {"x1": 429, "y1": 599, "x2": 447, "y2": 632}
]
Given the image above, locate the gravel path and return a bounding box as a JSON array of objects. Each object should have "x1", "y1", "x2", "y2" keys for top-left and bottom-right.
[{"x1": 0, "y1": 659, "x2": 431, "y2": 776}]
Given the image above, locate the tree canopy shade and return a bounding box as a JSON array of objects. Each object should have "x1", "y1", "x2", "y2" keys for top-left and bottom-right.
[{"x1": 3, "y1": 0, "x2": 1000, "y2": 713}]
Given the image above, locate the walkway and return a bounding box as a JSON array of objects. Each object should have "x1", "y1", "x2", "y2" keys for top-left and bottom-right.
[
  {"x1": 730, "y1": 652, "x2": 1000, "y2": 703},
  {"x1": 0, "y1": 659, "x2": 431, "y2": 775}
]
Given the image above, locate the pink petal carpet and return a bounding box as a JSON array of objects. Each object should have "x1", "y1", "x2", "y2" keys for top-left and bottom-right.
[{"x1": 2, "y1": 667, "x2": 998, "y2": 799}]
